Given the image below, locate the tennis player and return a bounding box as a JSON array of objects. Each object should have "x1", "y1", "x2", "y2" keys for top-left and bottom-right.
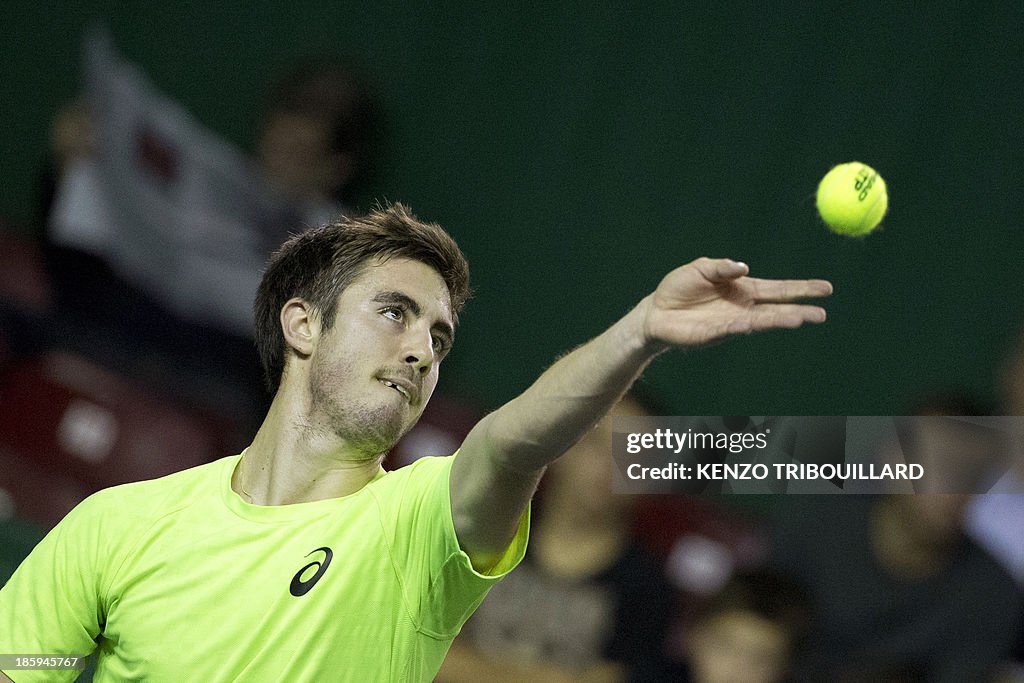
[{"x1": 0, "y1": 203, "x2": 830, "y2": 681}]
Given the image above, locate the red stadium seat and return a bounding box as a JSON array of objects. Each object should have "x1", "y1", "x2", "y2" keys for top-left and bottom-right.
[
  {"x1": 0, "y1": 352, "x2": 231, "y2": 489},
  {"x1": 0, "y1": 229, "x2": 54, "y2": 314}
]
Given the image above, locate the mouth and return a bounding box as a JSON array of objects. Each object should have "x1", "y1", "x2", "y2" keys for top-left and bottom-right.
[{"x1": 379, "y1": 378, "x2": 413, "y2": 402}]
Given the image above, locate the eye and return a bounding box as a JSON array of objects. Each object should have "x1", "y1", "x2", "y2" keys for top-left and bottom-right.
[
  {"x1": 381, "y1": 306, "x2": 404, "y2": 322},
  {"x1": 432, "y1": 335, "x2": 452, "y2": 358}
]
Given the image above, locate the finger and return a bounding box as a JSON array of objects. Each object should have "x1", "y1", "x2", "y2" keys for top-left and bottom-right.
[
  {"x1": 721, "y1": 306, "x2": 828, "y2": 336},
  {"x1": 745, "y1": 304, "x2": 828, "y2": 330},
  {"x1": 655, "y1": 303, "x2": 828, "y2": 346},
  {"x1": 746, "y1": 277, "x2": 833, "y2": 301},
  {"x1": 692, "y1": 257, "x2": 750, "y2": 283}
]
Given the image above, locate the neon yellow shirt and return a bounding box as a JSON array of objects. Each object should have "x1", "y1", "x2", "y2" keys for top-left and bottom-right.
[{"x1": 0, "y1": 452, "x2": 529, "y2": 682}]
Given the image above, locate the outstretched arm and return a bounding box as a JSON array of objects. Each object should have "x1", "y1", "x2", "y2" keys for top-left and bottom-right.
[{"x1": 450, "y1": 258, "x2": 832, "y2": 569}]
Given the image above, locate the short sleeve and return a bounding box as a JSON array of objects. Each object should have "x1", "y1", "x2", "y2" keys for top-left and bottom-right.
[
  {"x1": 0, "y1": 493, "x2": 110, "y2": 682},
  {"x1": 374, "y1": 455, "x2": 530, "y2": 639}
]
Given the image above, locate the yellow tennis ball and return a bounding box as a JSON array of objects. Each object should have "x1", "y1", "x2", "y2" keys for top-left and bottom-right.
[{"x1": 816, "y1": 162, "x2": 888, "y2": 236}]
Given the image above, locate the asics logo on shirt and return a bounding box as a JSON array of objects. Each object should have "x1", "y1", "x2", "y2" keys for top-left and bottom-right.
[{"x1": 289, "y1": 546, "x2": 334, "y2": 597}]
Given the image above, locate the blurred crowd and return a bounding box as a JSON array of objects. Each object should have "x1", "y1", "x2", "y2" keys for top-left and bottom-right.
[
  {"x1": 433, "y1": 385, "x2": 1024, "y2": 683},
  {"x1": 1, "y1": 37, "x2": 1023, "y2": 683}
]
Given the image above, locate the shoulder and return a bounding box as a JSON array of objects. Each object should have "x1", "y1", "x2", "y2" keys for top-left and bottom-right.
[
  {"x1": 389, "y1": 453, "x2": 455, "y2": 477},
  {"x1": 67, "y1": 455, "x2": 236, "y2": 532},
  {"x1": 364, "y1": 455, "x2": 459, "y2": 542},
  {"x1": 374, "y1": 454, "x2": 455, "y2": 494},
  {"x1": 5, "y1": 456, "x2": 239, "y2": 608}
]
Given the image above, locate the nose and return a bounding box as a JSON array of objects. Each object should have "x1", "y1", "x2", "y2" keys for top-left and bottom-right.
[{"x1": 402, "y1": 327, "x2": 435, "y2": 375}]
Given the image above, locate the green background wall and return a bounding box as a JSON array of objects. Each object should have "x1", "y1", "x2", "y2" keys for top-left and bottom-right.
[{"x1": 4, "y1": 2, "x2": 1023, "y2": 415}]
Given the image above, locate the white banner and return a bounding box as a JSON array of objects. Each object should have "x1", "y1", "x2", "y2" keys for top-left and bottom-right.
[{"x1": 50, "y1": 28, "x2": 307, "y2": 336}]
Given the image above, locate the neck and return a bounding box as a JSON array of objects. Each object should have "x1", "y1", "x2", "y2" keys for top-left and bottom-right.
[{"x1": 232, "y1": 383, "x2": 385, "y2": 506}]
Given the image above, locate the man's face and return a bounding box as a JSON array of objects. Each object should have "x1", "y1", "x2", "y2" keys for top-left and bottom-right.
[
  {"x1": 258, "y1": 112, "x2": 346, "y2": 201},
  {"x1": 306, "y1": 257, "x2": 454, "y2": 458}
]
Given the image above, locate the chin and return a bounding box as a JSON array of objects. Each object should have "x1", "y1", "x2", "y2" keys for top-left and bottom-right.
[{"x1": 320, "y1": 407, "x2": 403, "y2": 457}]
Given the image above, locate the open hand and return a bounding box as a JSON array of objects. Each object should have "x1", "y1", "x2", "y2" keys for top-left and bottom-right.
[{"x1": 642, "y1": 257, "x2": 833, "y2": 349}]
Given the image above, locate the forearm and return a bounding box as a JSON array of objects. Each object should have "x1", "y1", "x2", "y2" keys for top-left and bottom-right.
[
  {"x1": 451, "y1": 297, "x2": 660, "y2": 565},
  {"x1": 452, "y1": 294, "x2": 659, "y2": 565},
  {"x1": 472, "y1": 295, "x2": 661, "y2": 475},
  {"x1": 450, "y1": 258, "x2": 830, "y2": 564}
]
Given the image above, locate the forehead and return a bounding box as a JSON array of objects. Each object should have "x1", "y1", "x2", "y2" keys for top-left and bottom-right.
[{"x1": 344, "y1": 256, "x2": 453, "y2": 319}]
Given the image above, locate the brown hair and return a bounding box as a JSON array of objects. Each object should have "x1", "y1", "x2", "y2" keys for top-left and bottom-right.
[{"x1": 254, "y1": 203, "x2": 470, "y2": 392}]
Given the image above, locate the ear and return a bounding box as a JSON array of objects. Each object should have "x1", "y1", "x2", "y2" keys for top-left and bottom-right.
[{"x1": 280, "y1": 297, "x2": 319, "y2": 356}]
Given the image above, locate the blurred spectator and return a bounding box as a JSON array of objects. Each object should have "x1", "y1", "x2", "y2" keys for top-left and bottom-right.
[
  {"x1": 39, "y1": 53, "x2": 379, "y2": 237},
  {"x1": 965, "y1": 331, "x2": 1024, "y2": 584},
  {"x1": 680, "y1": 569, "x2": 811, "y2": 683},
  {"x1": 965, "y1": 332, "x2": 1024, "y2": 679},
  {"x1": 769, "y1": 397, "x2": 1024, "y2": 682},
  {"x1": 436, "y1": 395, "x2": 677, "y2": 683},
  {"x1": 257, "y1": 58, "x2": 380, "y2": 224},
  {"x1": 23, "y1": 34, "x2": 381, "y2": 430}
]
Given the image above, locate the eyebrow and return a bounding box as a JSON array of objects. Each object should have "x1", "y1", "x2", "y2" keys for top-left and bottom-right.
[{"x1": 372, "y1": 291, "x2": 455, "y2": 347}]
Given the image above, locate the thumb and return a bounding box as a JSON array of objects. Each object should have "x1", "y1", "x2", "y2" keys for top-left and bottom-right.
[{"x1": 691, "y1": 257, "x2": 749, "y2": 282}]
